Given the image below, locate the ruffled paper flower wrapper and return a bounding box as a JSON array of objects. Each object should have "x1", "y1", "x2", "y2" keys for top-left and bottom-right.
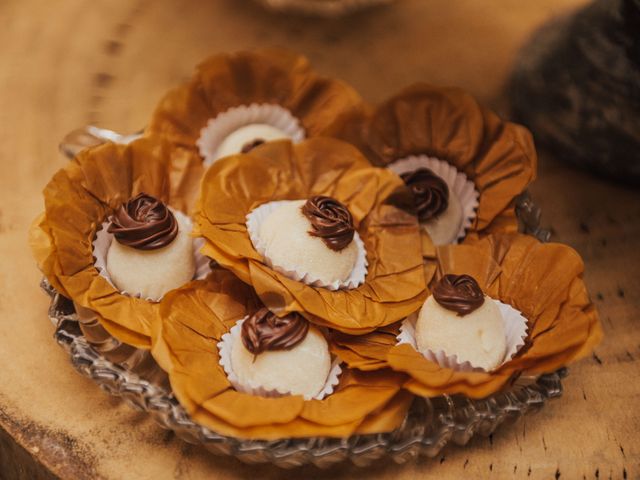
[
  {"x1": 145, "y1": 49, "x2": 366, "y2": 215},
  {"x1": 152, "y1": 271, "x2": 413, "y2": 440},
  {"x1": 147, "y1": 48, "x2": 364, "y2": 159},
  {"x1": 331, "y1": 233, "x2": 602, "y2": 399},
  {"x1": 195, "y1": 138, "x2": 429, "y2": 335},
  {"x1": 29, "y1": 137, "x2": 204, "y2": 349},
  {"x1": 336, "y1": 83, "x2": 538, "y2": 247}
]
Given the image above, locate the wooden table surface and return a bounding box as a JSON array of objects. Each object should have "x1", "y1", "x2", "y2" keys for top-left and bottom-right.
[{"x1": 1, "y1": 0, "x2": 638, "y2": 478}]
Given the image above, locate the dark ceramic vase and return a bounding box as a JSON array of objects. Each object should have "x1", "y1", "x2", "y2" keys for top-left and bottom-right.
[{"x1": 509, "y1": 0, "x2": 640, "y2": 185}]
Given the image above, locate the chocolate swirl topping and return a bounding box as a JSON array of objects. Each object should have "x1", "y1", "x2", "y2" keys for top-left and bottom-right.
[
  {"x1": 240, "y1": 138, "x2": 266, "y2": 153},
  {"x1": 301, "y1": 196, "x2": 355, "y2": 251},
  {"x1": 432, "y1": 274, "x2": 485, "y2": 316},
  {"x1": 241, "y1": 308, "x2": 309, "y2": 355},
  {"x1": 399, "y1": 168, "x2": 449, "y2": 221},
  {"x1": 107, "y1": 193, "x2": 178, "y2": 250}
]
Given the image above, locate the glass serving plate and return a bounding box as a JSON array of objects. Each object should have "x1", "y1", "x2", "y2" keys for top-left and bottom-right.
[{"x1": 42, "y1": 127, "x2": 561, "y2": 468}]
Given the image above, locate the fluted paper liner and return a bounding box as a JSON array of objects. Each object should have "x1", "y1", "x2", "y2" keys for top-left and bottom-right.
[
  {"x1": 147, "y1": 48, "x2": 364, "y2": 157},
  {"x1": 396, "y1": 298, "x2": 528, "y2": 372},
  {"x1": 218, "y1": 318, "x2": 342, "y2": 400},
  {"x1": 195, "y1": 138, "x2": 428, "y2": 334},
  {"x1": 246, "y1": 200, "x2": 368, "y2": 290},
  {"x1": 92, "y1": 211, "x2": 211, "y2": 302},
  {"x1": 151, "y1": 272, "x2": 413, "y2": 440},
  {"x1": 389, "y1": 155, "x2": 480, "y2": 244},
  {"x1": 197, "y1": 103, "x2": 305, "y2": 166},
  {"x1": 331, "y1": 233, "x2": 602, "y2": 398},
  {"x1": 335, "y1": 83, "x2": 537, "y2": 240},
  {"x1": 29, "y1": 137, "x2": 204, "y2": 349}
]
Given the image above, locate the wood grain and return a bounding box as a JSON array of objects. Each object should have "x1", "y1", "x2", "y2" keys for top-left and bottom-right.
[{"x1": 1, "y1": 0, "x2": 638, "y2": 478}]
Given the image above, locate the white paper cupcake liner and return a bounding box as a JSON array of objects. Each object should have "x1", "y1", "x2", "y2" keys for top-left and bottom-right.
[
  {"x1": 218, "y1": 318, "x2": 343, "y2": 401},
  {"x1": 196, "y1": 103, "x2": 306, "y2": 166},
  {"x1": 93, "y1": 210, "x2": 211, "y2": 302},
  {"x1": 388, "y1": 155, "x2": 480, "y2": 244},
  {"x1": 397, "y1": 298, "x2": 528, "y2": 373},
  {"x1": 245, "y1": 200, "x2": 368, "y2": 291}
]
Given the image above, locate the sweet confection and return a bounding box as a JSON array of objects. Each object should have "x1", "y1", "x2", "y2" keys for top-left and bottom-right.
[
  {"x1": 152, "y1": 274, "x2": 412, "y2": 440},
  {"x1": 229, "y1": 308, "x2": 332, "y2": 398},
  {"x1": 196, "y1": 138, "x2": 427, "y2": 333},
  {"x1": 336, "y1": 84, "x2": 538, "y2": 241},
  {"x1": 415, "y1": 274, "x2": 506, "y2": 371},
  {"x1": 198, "y1": 104, "x2": 306, "y2": 165},
  {"x1": 331, "y1": 233, "x2": 602, "y2": 399},
  {"x1": 255, "y1": 196, "x2": 359, "y2": 285},
  {"x1": 216, "y1": 123, "x2": 290, "y2": 158},
  {"x1": 30, "y1": 138, "x2": 203, "y2": 348},
  {"x1": 400, "y1": 168, "x2": 464, "y2": 245},
  {"x1": 106, "y1": 193, "x2": 196, "y2": 300}
]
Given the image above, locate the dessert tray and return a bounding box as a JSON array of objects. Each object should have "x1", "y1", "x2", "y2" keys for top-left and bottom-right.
[
  {"x1": 33, "y1": 51, "x2": 600, "y2": 470},
  {"x1": 42, "y1": 132, "x2": 559, "y2": 467}
]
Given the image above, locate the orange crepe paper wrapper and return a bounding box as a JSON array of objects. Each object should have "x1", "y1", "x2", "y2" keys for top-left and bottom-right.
[
  {"x1": 29, "y1": 136, "x2": 202, "y2": 349},
  {"x1": 147, "y1": 48, "x2": 364, "y2": 155},
  {"x1": 145, "y1": 49, "x2": 365, "y2": 216},
  {"x1": 195, "y1": 138, "x2": 429, "y2": 334},
  {"x1": 337, "y1": 84, "x2": 537, "y2": 242},
  {"x1": 152, "y1": 270, "x2": 413, "y2": 440},
  {"x1": 332, "y1": 233, "x2": 602, "y2": 399}
]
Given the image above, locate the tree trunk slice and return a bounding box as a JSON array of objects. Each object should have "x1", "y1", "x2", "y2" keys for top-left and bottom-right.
[{"x1": 1, "y1": 0, "x2": 637, "y2": 478}]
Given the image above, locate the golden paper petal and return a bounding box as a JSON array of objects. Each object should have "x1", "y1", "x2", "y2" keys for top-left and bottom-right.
[
  {"x1": 330, "y1": 324, "x2": 400, "y2": 371},
  {"x1": 195, "y1": 138, "x2": 429, "y2": 333},
  {"x1": 29, "y1": 213, "x2": 68, "y2": 296},
  {"x1": 30, "y1": 136, "x2": 202, "y2": 348},
  {"x1": 332, "y1": 233, "x2": 602, "y2": 398},
  {"x1": 154, "y1": 272, "x2": 412, "y2": 439}
]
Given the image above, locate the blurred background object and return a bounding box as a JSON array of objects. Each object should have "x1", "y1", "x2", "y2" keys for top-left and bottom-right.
[
  {"x1": 253, "y1": 0, "x2": 395, "y2": 17},
  {"x1": 509, "y1": 0, "x2": 640, "y2": 185}
]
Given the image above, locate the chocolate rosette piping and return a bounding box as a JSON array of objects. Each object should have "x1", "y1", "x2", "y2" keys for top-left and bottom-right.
[
  {"x1": 108, "y1": 193, "x2": 178, "y2": 250},
  {"x1": 432, "y1": 274, "x2": 485, "y2": 316},
  {"x1": 301, "y1": 196, "x2": 355, "y2": 251},
  {"x1": 399, "y1": 168, "x2": 449, "y2": 221},
  {"x1": 241, "y1": 307, "x2": 309, "y2": 355}
]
